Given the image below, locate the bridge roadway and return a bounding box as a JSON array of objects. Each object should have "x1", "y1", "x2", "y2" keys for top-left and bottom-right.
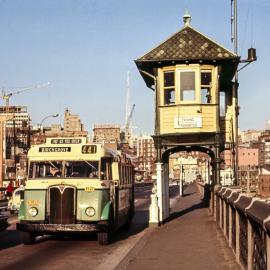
[
  {"x1": 119, "y1": 183, "x2": 241, "y2": 270},
  {"x1": 0, "y1": 184, "x2": 179, "y2": 270},
  {"x1": 0, "y1": 184, "x2": 240, "y2": 270}
]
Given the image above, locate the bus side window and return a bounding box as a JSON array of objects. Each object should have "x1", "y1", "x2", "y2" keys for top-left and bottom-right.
[
  {"x1": 101, "y1": 158, "x2": 111, "y2": 180},
  {"x1": 106, "y1": 160, "x2": 112, "y2": 180},
  {"x1": 118, "y1": 164, "x2": 122, "y2": 184},
  {"x1": 28, "y1": 162, "x2": 36, "y2": 178},
  {"x1": 127, "y1": 165, "x2": 130, "y2": 184},
  {"x1": 121, "y1": 165, "x2": 124, "y2": 185},
  {"x1": 100, "y1": 159, "x2": 105, "y2": 180},
  {"x1": 120, "y1": 165, "x2": 123, "y2": 184},
  {"x1": 123, "y1": 165, "x2": 127, "y2": 185}
]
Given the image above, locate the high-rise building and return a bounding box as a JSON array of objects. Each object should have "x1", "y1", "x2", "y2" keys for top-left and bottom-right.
[
  {"x1": 240, "y1": 129, "x2": 262, "y2": 144},
  {"x1": 135, "y1": 135, "x2": 156, "y2": 179},
  {"x1": 224, "y1": 147, "x2": 259, "y2": 168},
  {"x1": 0, "y1": 106, "x2": 30, "y2": 128},
  {"x1": 93, "y1": 124, "x2": 120, "y2": 144},
  {"x1": 0, "y1": 106, "x2": 30, "y2": 183},
  {"x1": 31, "y1": 109, "x2": 88, "y2": 145},
  {"x1": 64, "y1": 108, "x2": 85, "y2": 132},
  {"x1": 257, "y1": 130, "x2": 270, "y2": 167}
]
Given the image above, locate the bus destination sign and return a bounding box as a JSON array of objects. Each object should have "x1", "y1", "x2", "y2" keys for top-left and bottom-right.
[
  {"x1": 81, "y1": 145, "x2": 97, "y2": 154},
  {"x1": 51, "y1": 138, "x2": 82, "y2": 144},
  {"x1": 39, "y1": 147, "x2": 71, "y2": 153}
]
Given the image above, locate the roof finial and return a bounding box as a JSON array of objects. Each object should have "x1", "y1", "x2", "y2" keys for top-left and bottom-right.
[{"x1": 183, "y1": 9, "x2": 191, "y2": 26}]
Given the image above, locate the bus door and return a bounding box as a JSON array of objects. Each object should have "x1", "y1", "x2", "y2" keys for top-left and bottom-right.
[
  {"x1": 110, "y1": 180, "x2": 119, "y2": 226},
  {"x1": 102, "y1": 158, "x2": 119, "y2": 226}
]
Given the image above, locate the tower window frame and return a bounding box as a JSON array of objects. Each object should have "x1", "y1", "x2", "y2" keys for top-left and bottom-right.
[
  {"x1": 163, "y1": 71, "x2": 175, "y2": 105},
  {"x1": 200, "y1": 70, "x2": 212, "y2": 104}
]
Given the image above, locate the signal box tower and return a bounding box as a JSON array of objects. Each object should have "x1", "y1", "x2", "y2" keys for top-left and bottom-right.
[{"x1": 135, "y1": 12, "x2": 239, "y2": 225}]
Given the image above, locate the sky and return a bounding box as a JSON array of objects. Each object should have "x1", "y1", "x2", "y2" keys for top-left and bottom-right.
[{"x1": 0, "y1": 0, "x2": 269, "y2": 134}]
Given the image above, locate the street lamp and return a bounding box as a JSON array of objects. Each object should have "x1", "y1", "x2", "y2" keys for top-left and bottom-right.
[{"x1": 40, "y1": 113, "x2": 59, "y2": 133}]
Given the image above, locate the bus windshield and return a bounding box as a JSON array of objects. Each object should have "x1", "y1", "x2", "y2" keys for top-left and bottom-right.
[{"x1": 29, "y1": 161, "x2": 99, "y2": 179}]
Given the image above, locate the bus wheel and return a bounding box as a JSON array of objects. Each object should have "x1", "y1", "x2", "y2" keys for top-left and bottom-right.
[
  {"x1": 97, "y1": 230, "x2": 110, "y2": 245},
  {"x1": 123, "y1": 203, "x2": 133, "y2": 230},
  {"x1": 98, "y1": 210, "x2": 113, "y2": 245},
  {"x1": 21, "y1": 232, "x2": 35, "y2": 245}
]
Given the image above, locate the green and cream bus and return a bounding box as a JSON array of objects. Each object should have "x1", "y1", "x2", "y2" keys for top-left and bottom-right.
[{"x1": 17, "y1": 137, "x2": 134, "y2": 245}]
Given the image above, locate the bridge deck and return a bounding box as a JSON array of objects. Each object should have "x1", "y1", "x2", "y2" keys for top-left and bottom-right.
[{"x1": 124, "y1": 183, "x2": 240, "y2": 270}]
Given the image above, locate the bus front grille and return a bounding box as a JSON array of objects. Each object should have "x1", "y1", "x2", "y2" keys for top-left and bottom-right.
[{"x1": 49, "y1": 186, "x2": 75, "y2": 224}]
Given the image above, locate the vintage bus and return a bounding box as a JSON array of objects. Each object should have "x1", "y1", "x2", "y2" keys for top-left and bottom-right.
[{"x1": 17, "y1": 137, "x2": 134, "y2": 245}]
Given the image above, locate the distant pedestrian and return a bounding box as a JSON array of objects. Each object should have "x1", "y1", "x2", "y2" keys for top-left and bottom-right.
[{"x1": 6, "y1": 181, "x2": 14, "y2": 198}]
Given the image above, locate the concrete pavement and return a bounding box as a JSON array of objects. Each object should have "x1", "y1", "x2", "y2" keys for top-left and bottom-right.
[{"x1": 117, "y1": 183, "x2": 240, "y2": 270}]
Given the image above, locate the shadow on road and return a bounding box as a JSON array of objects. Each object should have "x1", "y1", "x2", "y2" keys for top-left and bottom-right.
[
  {"x1": 112, "y1": 209, "x2": 149, "y2": 244},
  {"x1": 0, "y1": 228, "x2": 21, "y2": 250},
  {"x1": 167, "y1": 200, "x2": 207, "y2": 223},
  {"x1": 0, "y1": 209, "x2": 149, "y2": 251}
]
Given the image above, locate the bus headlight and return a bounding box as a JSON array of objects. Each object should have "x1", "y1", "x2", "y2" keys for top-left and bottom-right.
[
  {"x1": 85, "y1": 207, "x2": 95, "y2": 217},
  {"x1": 28, "y1": 207, "x2": 38, "y2": 217}
]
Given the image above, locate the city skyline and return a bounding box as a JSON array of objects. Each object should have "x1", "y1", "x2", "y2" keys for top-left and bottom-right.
[{"x1": 0, "y1": 0, "x2": 268, "y2": 133}]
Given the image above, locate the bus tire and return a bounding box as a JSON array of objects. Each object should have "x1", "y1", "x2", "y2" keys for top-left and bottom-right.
[
  {"x1": 21, "y1": 231, "x2": 35, "y2": 245},
  {"x1": 98, "y1": 209, "x2": 113, "y2": 245},
  {"x1": 123, "y1": 201, "x2": 134, "y2": 229},
  {"x1": 97, "y1": 231, "x2": 110, "y2": 245}
]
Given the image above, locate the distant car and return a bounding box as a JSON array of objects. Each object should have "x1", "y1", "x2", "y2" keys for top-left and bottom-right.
[{"x1": 8, "y1": 186, "x2": 24, "y2": 214}]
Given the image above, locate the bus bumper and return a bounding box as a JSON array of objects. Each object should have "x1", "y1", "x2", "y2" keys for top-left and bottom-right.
[{"x1": 17, "y1": 222, "x2": 107, "y2": 233}]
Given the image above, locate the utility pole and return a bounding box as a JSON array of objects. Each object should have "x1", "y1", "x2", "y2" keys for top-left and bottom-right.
[{"x1": 231, "y1": 0, "x2": 239, "y2": 185}]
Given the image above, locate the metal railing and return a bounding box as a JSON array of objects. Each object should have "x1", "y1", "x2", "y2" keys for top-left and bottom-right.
[
  {"x1": 239, "y1": 211, "x2": 248, "y2": 268},
  {"x1": 213, "y1": 186, "x2": 270, "y2": 270},
  {"x1": 196, "y1": 182, "x2": 270, "y2": 270}
]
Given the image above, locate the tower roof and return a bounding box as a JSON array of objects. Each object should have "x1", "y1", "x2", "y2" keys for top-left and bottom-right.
[
  {"x1": 136, "y1": 25, "x2": 237, "y2": 63},
  {"x1": 135, "y1": 21, "x2": 239, "y2": 89}
]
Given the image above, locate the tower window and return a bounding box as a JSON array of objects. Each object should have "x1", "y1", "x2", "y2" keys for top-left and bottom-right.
[
  {"x1": 180, "y1": 71, "x2": 195, "y2": 101},
  {"x1": 201, "y1": 71, "x2": 212, "y2": 104},
  {"x1": 163, "y1": 71, "x2": 175, "y2": 105}
]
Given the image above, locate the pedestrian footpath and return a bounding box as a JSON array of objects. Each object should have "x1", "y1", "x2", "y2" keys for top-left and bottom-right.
[{"x1": 118, "y1": 183, "x2": 240, "y2": 270}]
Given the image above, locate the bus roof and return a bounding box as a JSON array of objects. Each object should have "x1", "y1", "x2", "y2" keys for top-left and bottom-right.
[{"x1": 28, "y1": 137, "x2": 120, "y2": 161}]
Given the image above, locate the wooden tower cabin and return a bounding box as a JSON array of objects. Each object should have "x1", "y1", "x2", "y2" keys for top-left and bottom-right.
[{"x1": 135, "y1": 12, "x2": 240, "y2": 224}]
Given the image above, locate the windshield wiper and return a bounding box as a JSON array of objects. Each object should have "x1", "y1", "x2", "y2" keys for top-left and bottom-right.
[
  {"x1": 84, "y1": 161, "x2": 97, "y2": 171},
  {"x1": 48, "y1": 161, "x2": 58, "y2": 169}
]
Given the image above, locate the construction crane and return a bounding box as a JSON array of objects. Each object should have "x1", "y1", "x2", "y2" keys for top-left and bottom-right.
[
  {"x1": 1, "y1": 82, "x2": 50, "y2": 108},
  {"x1": 124, "y1": 104, "x2": 135, "y2": 143}
]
